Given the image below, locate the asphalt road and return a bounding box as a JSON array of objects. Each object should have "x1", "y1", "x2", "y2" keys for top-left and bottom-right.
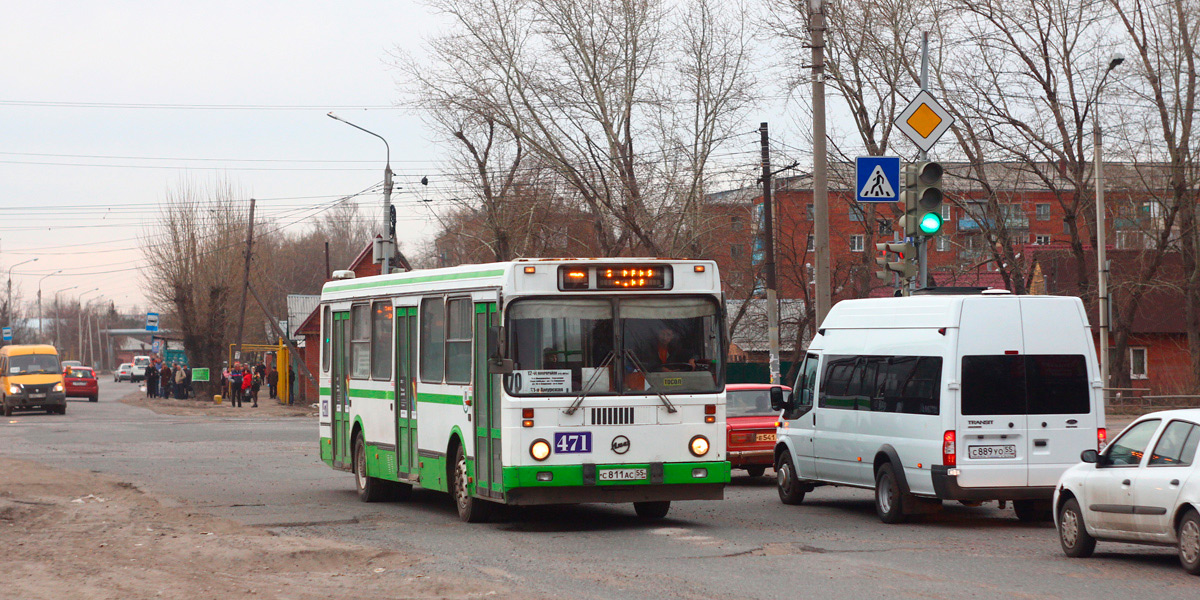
[{"x1": 1, "y1": 381, "x2": 1194, "y2": 599}]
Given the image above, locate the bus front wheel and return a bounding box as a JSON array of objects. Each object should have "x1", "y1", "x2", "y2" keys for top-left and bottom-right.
[
  {"x1": 353, "y1": 435, "x2": 388, "y2": 503},
  {"x1": 634, "y1": 501, "x2": 670, "y2": 519},
  {"x1": 453, "y1": 444, "x2": 493, "y2": 523}
]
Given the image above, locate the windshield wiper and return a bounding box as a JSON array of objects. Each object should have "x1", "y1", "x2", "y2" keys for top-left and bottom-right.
[
  {"x1": 565, "y1": 351, "x2": 615, "y2": 416},
  {"x1": 623, "y1": 350, "x2": 678, "y2": 414}
]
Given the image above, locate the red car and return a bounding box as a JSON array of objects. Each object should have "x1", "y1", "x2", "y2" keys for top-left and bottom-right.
[
  {"x1": 726, "y1": 383, "x2": 789, "y2": 477},
  {"x1": 63, "y1": 366, "x2": 98, "y2": 402}
]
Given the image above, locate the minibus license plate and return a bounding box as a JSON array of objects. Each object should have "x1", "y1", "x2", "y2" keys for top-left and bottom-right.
[
  {"x1": 968, "y1": 445, "x2": 1016, "y2": 459},
  {"x1": 30, "y1": 393, "x2": 46, "y2": 399},
  {"x1": 598, "y1": 468, "x2": 647, "y2": 482},
  {"x1": 756, "y1": 433, "x2": 775, "y2": 442}
]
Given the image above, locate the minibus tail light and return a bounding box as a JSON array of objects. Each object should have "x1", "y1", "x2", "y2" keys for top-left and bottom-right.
[
  {"x1": 1097, "y1": 428, "x2": 1107, "y2": 451},
  {"x1": 943, "y1": 430, "x2": 956, "y2": 467}
]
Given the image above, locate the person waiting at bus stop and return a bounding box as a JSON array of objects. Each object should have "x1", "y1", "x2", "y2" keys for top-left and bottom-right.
[
  {"x1": 267, "y1": 367, "x2": 279, "y2": 400},
  {"x1": 241, "y1": 365, "x2": 253, "y2": 407},
  {"x1": 145, "y1": 361, "x2": 158, "y2": 398}
]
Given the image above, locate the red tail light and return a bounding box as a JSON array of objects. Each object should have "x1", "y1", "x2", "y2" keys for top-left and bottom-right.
[
  {"x1": 943, "y1": 430, "x2": 956, "y2": 467},
  {"x1": 1097, "y1": 428, "x2": 1107, "y2": 451}
]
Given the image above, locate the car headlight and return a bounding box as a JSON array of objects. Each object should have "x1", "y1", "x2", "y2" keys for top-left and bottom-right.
[
  {"x1": 530, "y1": 439, "x2": 551, "y2": 461},
  {"x1": 53, "y1": 382, "x2": 64, "y2": 392},
  {"x1": 689, "y1": 435, "x2": 710, "y2": 457},
  {"x1": 9, "y1": 384, "x2": 20, "y2": 394}
]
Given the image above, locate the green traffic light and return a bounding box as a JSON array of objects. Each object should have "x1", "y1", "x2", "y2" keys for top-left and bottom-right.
[{"x1": 919, "y1": 212, "x2": 942, "y2": 235}]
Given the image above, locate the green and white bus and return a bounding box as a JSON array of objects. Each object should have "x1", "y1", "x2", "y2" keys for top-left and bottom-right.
[{"x1": 317, "y1": 258, "x2": 730, "y2": 521}]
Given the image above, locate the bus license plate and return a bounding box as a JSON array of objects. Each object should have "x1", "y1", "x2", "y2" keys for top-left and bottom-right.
[
  {"x1": 756, "y1": 433, "x2": 775, "y2": 442},
  {"x1": 599, "y1": 468, "x2": 647, "y2": 482},
  {"x1": 554, "y1": 432, "x2": 592, "y2": 454},
  {"x1": 968, "y1": 445, "x2": 1016, "y2": 459}
]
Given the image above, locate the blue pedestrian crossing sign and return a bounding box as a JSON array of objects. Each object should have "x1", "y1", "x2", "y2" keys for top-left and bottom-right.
[{"x1": 856, "y1": 156, "x2": 901, "y2": 203}]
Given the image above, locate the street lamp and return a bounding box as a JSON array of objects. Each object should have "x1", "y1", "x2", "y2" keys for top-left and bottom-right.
[
  {"x1": 1092, "y1": 54, "x2": 1124, "y2": 398},
  {"x1": 78, "y1": 288, "x2": 100, "y2": 363},
  {"x1": 5, "y1": 257, "x2": 37, "y2": 342},
  {"x1": 37, "y1": 270, "x2": 62, "y2": 341},
  {"x1": 327, "y1": 112, "x2": 395, "y2": 276},
  {"x1": 53, "y1": 285, "x2": 79, "y2": 350}
]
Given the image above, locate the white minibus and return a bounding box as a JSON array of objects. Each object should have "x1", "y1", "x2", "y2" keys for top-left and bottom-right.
[{"x1": 772, "y1": 291, "x2": 1106, "y2": 523}]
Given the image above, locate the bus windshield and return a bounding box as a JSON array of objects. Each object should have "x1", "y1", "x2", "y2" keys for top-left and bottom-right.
[
  {"x1": 506, "y1": 296, "x2": 722, "y2": 396},
  {"x1": 9, "y1": 354, "x2": 61, "y2": 375}
]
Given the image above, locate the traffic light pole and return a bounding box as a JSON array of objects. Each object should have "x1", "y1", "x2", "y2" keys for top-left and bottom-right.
[{"x1": 916, "y1": 32, "x2": 931, "y2": 290}]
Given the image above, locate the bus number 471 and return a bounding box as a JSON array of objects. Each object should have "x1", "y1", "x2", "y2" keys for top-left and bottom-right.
[{"x1": 554, "y1": 432, "x2": 592, "y2": 454}]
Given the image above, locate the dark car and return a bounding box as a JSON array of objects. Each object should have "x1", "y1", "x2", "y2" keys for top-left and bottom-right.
[{"x1": 726, "y1": 383, "x2": 789, "y2": 477}]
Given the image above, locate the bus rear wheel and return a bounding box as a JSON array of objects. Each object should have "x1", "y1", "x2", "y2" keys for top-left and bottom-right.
[
  {"x1": 453, "y1": 444, "x2": 493, "y2": 523},
  {"x1": 634, "y1": 501, "x2": 670, "y2": 519},
  {"x1": 353, "y1": 435, "x2": 388, "y2": 503}
]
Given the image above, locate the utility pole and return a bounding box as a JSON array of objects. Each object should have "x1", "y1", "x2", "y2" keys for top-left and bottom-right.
[
  {"x1": 810, "y1": 0, "x2": 832, "y2": 326},
  {"x1": 324, "y1": 241, "x2": 331, "y2": 281},
  {"x1": 383, "y1": 165, "x2": 394, "y2": 276},
  {"x1": 234, "y1": 198, "x2": 256, "y2": 362},
  {"x1": 1095, "y1": 109, "x2": 1110, "y2": 396},
  {"x1": 760, "y1": 123, "x2": 781, "y2": 385}
]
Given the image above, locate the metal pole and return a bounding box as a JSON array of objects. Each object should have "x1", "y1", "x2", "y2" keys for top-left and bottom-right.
[
  {"x1": 916, "y1": 31, "x2": 931, "y2": 288},
  {"x1": 811, "y1": 0, "x2": 832, "y2": 325},
  {"x1": 53, "y1": 285, "x2": 77, "y2": 351},
  {"x1": 77, "y1": 289, "x2": 98, "y2": 361},
  {"x1": 37, "y1": 270, "x2": 60, "y2": 342},
  {"x1": 234, "y1": 198, "x2": 256, "y2": 361},
  {"x1": 6, "y1": 255, "x2": 36, "y2": 345},
  {"x1": 1095, "y1": 118, "x2": 1109, "y2": 395},
  {"x1": 327, "y1": 113, "x2": 393, "y2": 276},
  {"x1": 760, "y1": 123, "x2": 781, "y2": 385}
]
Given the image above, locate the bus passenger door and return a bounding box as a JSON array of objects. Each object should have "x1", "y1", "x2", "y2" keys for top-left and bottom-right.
[
  {"x1": 395, "y1": 307, "x2": 418, "y2": 477},
  {"x1": 331, "y1": 311, "x2": 351, "y2": 469},
  {"x1": 473, "y1": 302, "x2": 502, "y2": 499}
]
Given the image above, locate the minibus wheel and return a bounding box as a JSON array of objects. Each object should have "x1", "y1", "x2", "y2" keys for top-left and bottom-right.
[
  {"x1": 775, "y1": 453, "x2": 806, "y2": 505},
  {"x1": 874, "y1": 463, "x2": 907, "y2": 524},
  {"x1": 1014, "y1": 499, "x2": 1053, "y2": 523},
  {"x1": 1, "y1": 398, "x2": 10, "y2": 417}
]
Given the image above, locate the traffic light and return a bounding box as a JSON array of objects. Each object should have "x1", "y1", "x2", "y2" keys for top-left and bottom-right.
[
  {"x1": 899, "y1": 161, "x2": 944, "y2": 237},
  {"x1": 875, "y1": 242, "x2": 916, "y2": 281}
]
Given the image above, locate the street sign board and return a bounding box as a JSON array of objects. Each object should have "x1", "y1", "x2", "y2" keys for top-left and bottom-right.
[
  {"x1": 855, "y1": 156, "x2": 901, "y2": 203},
  {"x1": 191, "y1": 367, "x2": 210, "y2": 382},
  {"x1": 2, "y1": 327, "x2": 11, "y2": 342},
  {"x1": 895, "y1": 90, "x2": 954, "y2": 153},
  {"x1": 151, "y1": 339, "x2": 163, "y2": 355},
  {"x1": 146, "y1": 312, "x2": 159, "y2": 332}
]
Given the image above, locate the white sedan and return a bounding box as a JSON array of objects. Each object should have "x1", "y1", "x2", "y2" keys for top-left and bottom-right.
[
  {"x1": 114, "y1": 363, "x2": 135, "y2": 382},
  {"x1": 1054, "y1": 409, "x2": 1200, "y2": 575}
]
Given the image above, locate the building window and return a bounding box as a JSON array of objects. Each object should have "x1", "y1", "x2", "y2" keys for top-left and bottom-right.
[
  {"x1": 806, "y1": 204, "x2": 814, "y2": 221},
  {"x1": 350, "y1": 304, "x2": 371, "y2": 379},
  {"x1": 850, "y1": 234, "x2": 864, "y2": 252},
  {"x1": 1034, "y1": 234, "x2": 1052, "y2": 245},
  {"x1": 807, "y1": 234, "x2": 814, "y2": 252},
  {"x1": 941, "y1": 204, "x2": 953, "y2": 221},
  {"x1": 420, "y1": 297, "x2": 446, "y2": 383},
  {"x1": 730, "y1": 244, "x2": 742, "y2": 259},
  {"x1": 878, "y1": 220, "x2": 892, "y2": 236},
  {"x1": 849, "y1": 205, "x2": 865, "y2": 222},
  {"x1": 444, "y1": 298, "x2": 473, "y2": 384},
  {"x1": 1036, "y1": 203, "x2": 1051, "y2": 221},
  {"x1": 936, "y1": 235, "x2": 950, "y2": 252},
  {"x1": 731, "y1": 216, "x2": 744, "y2": 231},
  {"x1": 321, "y1": 305, "x2": 331, "y2": 373},
  {"x1": 1063, "y1": 219, "x2": 1072, "y2": 234},
  {"x1": 1130, "y1": 347, "x2": 1148, "y2": 380},
  {"x1": 371, "y1": 301, "x2": 393, "y2": 380}
]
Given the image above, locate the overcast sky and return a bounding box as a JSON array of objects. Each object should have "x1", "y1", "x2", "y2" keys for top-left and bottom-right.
[{"x1": 1, "y1": 1, "x2": 813, "y2": 315}]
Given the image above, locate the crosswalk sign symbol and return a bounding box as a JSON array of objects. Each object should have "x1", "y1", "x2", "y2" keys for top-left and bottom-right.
[{"x1": 855, "y1": 156, "x2": 901, "y2": 203}]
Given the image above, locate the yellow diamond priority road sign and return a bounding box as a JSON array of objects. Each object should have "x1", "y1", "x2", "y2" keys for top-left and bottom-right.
[{"x1": 895, "y1": 90, "x2": 954, "y2": 152}]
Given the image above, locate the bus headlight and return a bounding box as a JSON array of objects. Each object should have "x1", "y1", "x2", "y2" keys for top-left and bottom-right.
[
  {"x1": 689, "y1": 435, "x2": 710, "y2": 457},
  {"x1": 530, "y1": 439, "x2": 551, "y2": 461}
]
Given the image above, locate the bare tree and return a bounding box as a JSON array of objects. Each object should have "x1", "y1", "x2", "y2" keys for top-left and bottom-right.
[{"x1": 399, "y1": 0, "x2": 756, "y2": 258}]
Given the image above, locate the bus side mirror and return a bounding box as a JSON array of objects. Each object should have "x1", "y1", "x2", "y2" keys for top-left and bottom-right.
[
  {"x1": 769, "y1": 386, "x2": 784, "y2": 411},
  {"x1": 1080, "y1": 449, "x2": 1099, "y2": 464},
  {"x1": 486, "y1": 325, "x2": 513, "y2": 375}
]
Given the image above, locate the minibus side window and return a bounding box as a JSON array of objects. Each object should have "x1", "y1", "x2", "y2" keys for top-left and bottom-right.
[{"x1": 819, "y1": 355, "x2": 857, "y2": 410}]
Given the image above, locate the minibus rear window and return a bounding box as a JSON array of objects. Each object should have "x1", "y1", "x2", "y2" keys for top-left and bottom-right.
[{"x1": 961, "y1": 354, "x2": 1090, "y2": 415}]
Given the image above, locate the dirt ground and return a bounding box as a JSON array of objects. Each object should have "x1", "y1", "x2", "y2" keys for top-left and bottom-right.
[
  {"x1": 0, "y1": 457, "x2": 515, "y2": 600},
  {"x1": 122, "y1": 391, "x2": 316, "y2": 418}
]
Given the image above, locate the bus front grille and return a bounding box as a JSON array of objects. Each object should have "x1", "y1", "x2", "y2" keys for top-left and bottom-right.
[{"x1": 590, "y1": 407, "x2": 635, "y2": 426}]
